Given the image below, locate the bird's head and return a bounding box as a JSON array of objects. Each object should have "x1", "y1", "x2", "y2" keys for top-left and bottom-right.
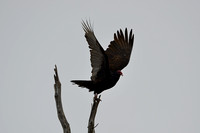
[{"x1": 117, "y1": 70, "x2": 123, "y2": 76}]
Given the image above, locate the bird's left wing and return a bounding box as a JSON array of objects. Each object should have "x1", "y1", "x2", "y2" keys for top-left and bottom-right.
[
  {"x1": 82, "y1": 20, "x2": 109, "y2": 82},
  {"x1": 105, "y1": 28, "x2": 134, "y2": 71}
]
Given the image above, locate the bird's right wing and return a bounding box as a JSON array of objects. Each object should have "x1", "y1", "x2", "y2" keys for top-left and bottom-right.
[{"x1": 82, "y1": 20, "x2": 109, "y2": 82}]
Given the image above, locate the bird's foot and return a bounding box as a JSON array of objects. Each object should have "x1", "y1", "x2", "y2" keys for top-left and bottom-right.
[
  {"x1": 93, "y1": 93, "x2": 101, "y2": 102},
  {"x1": 94, "y1": 93, "x2": 98, "y2": 99}
]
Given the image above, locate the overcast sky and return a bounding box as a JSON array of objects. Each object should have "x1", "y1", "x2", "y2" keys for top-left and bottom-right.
[{"x1": 0, "y1": 0, "x2": 200, "y2": 133}]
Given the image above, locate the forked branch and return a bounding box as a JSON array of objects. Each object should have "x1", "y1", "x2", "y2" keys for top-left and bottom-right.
[
  {"x1": 53, "y1": 65, "x2": 101, "y2": 133},
  {"x1": 88, "y1": 95, "x2": 101, "y2": 133}
]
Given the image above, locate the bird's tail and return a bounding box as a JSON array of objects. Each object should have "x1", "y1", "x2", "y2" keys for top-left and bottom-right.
[{"x1": 71, "y1": 80, "x2": 94, "y2": 92}]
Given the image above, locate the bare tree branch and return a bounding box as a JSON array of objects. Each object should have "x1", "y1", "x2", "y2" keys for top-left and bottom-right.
[
  {"x1": 54, "y1": 65, "x2": 71, "y2": 133},
  {"x1": 88, "y1": 95, "x2": 101, "y2": 133},
  {"x1": 53, "y1": 65, "x2": 101, "y2": 133}
]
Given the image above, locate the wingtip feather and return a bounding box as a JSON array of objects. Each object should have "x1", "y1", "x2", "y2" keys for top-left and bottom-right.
[{"x1": 81, "y1": 19, "x2": 94, "y2": 33}]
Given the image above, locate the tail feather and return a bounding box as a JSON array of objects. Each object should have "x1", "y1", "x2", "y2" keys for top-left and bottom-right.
[{"x1": 71, "y1": 80, "x2": 94, "y2": 92}]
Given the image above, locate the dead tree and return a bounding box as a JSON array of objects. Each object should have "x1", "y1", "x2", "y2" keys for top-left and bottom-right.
[{"x1": 54, "y1": 65, "x2": 101, "y2": 133}]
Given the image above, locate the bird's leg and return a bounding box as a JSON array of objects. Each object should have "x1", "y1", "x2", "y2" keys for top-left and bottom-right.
[{"x1": 94, "y1": 93, "x2": 98, "y2": 100}]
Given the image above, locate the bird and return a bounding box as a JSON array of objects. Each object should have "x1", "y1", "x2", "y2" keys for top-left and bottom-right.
[{"x1": 71, "y1": 20, "x2": 134, "y2": 94}]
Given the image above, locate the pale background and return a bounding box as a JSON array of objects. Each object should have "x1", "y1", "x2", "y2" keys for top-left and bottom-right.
[{"x1": 0, "y1": 0, "x2": 200, "y2": 133}]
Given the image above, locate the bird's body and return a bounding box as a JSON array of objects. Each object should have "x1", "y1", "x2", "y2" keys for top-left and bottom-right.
[
  {"x1": 71, "y1": 20, "x2": 134, "y2": 94},
  {"x1": 72, "y1": 71, "x2": 121, "y2": 94}
]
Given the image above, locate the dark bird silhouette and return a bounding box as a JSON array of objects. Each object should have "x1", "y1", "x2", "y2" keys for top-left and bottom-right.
[{"x1": 71, "y1": 20, "x2": 134, "y2": 94}]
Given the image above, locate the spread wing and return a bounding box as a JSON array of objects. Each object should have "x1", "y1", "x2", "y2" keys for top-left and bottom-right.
[
  {"x1": 82, "y1": 20, "x2": 109, "y2": 82},
  {"x1": 105, "y1": 28, "x2": 134, "y2": 71}
]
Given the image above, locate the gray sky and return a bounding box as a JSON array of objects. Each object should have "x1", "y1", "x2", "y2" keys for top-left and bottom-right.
[{"x1": 0, "y1": 0, "x2": 200, "y2": 133}]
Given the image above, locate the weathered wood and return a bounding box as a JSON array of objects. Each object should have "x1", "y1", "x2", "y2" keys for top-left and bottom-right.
[
  {"x1": 54, "y1": 65, "x2": 71, "y2": 133},
  {"x1": 53, "y1": 65, "x2": 101, "y2": 133},
  {"x1": 88, "y1": 95, "x2": 101, "y2": 133}
]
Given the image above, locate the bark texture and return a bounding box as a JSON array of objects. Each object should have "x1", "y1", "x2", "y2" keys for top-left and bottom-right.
[
  {"x1": 53, "y1": 65, "x2": 101, "y2": 133},
  {"x1": 54, "y1": 65, "x2": 71, "y2": 133}
]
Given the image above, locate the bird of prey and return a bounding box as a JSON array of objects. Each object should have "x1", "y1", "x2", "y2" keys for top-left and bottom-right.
[{"x1": 71, "y1": 20, "x2": 134, "y2": 94}]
